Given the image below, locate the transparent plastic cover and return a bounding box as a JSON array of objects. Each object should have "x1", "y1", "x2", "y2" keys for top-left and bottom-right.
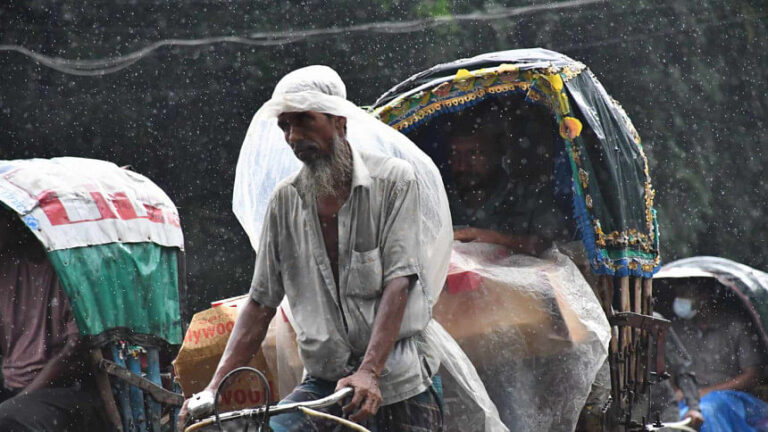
[{"x1": 232, "y1": 66, "x2": 505, "y2": 430}]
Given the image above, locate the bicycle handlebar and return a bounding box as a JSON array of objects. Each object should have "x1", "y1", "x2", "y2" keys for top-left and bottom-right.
[{"x1": 184, "y1": 387, "x2": 354, "y2": 432}]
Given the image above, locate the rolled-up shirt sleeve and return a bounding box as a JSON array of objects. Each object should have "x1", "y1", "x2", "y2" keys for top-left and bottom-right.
[
  {"x1": 381, "y1": 177, "x2": 422, "y2": 285},
  {"x1": 249, "y1": 198, "x2": 284, "y2": 309}
]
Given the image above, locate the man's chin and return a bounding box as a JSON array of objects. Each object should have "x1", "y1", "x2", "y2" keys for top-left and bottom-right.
[{"x1": 295, "y1": 152, "x2": 317, "y2": 164}]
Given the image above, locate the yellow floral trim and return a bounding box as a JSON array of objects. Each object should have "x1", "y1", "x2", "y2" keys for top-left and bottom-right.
[
  {"x1": 594, "y1": 221, "x2": 606, "y2": 248},
  {"x1": 578, "y1": 168, "x2": 589, "y2": 189},
  {"x1": 383, "y1": 81, "x2": 530, "y2": 131},
  {"x1": 532, "y1": 73, "x2": 570, "y2": 115},
  {"x1": 454, "y1": 77, "x2": 476, "y2": 92},
  {"x1": 596, "y1": 256, "x2": 661, "y2": 275},
  {"x1": 535, "y1": 73, "x2": 564, "y2": 93},
  {"x1": 561, "y1": 64, "x2": 586, "y2": 81},
  {"x1": 524, "y1": 90, "x2": 556, "y2": 113},
  {"x1": 497, "y1": 64, "x2": 519, "y2": 75},
  {"x1": 453, "y1": 69, "x2": 474, "y2": 81}
]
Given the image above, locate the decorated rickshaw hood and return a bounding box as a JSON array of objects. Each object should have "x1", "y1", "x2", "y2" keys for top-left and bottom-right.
[
  {"x1": 370, "y1": 48, "x2": 660, "y2": 278},
  {"x1": 0, "y1": 157, "x2": 184, "y2": 251}
]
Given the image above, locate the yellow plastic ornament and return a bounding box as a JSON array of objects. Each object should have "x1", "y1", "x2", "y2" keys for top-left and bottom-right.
[{"x1": 559, "y1": 117, "x2": 583, "y2": 140}]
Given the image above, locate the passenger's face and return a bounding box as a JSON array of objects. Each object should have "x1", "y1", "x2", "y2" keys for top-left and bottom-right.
[
  {"x1": 448, "y1": 136, "x2": 499, "y2": 193},
  {"x1": 674, "y1": 281, "x2": 711, "y2": 311},
  {"x1": 277, "y1": 111, "x2": 345, "y2": 166}
]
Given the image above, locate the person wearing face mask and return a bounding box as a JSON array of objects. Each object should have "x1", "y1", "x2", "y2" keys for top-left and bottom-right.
[{"x1": 666, "y1": 279, "x2": 768, "y2": 431}]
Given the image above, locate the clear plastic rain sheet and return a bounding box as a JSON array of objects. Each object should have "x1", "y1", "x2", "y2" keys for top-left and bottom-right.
[
  {"x1": 232, "y1": 65, "x2": 452, "y2": 303},
  {"x1": 232, "y1": 66, "x2": 506, "y2": 431},
  {"x1": 434, "y1": 242, "x2": 610, "y2": 431},
  {"x1": 271, "y1": 242, "x2": 609, "y2": 431}
]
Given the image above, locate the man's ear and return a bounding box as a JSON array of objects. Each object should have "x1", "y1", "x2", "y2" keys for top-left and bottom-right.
[{"x1": 335, "y1": 116, "x2": 347, "y2": 136}]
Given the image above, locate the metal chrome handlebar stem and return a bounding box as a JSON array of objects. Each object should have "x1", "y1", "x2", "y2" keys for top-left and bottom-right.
[{"x1": 185, "y1": 387, "x2": 354, "y2": 432}]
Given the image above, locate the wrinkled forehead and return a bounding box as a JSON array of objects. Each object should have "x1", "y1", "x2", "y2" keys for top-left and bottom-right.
[
  {"x1": 272, "y1": 65, "x2": 346, "y2": 99},
  {"x1": 448, "y1": 136, "x2": 483, "y2": 152},
  {"x1": 276, "y1": 110, "x2": 329, "y2": 124}
]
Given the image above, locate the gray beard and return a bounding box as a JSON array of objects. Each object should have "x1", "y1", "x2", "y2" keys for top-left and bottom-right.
[{"x1": 304, "y1": 135, "x2": 352, "y2": 199}]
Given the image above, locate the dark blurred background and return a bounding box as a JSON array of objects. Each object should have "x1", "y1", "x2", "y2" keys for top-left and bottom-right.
[{"x1": 1, "y1": 0, "x2": 766, "y2": 313}]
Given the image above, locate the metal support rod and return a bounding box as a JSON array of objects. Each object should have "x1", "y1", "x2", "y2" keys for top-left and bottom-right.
[
  {"x1": 632, "y1": 277, "x2": 642, "y2": 390},
  {"x1": 146, "y1": 348, "x2": 162, "y2": 432},
  {"x1": 601, "y1": 275, "x2": 620, "y2": 404},
  {"x1": 644, "y1": 278, "x2": 655, "y2": 387},
  {"x1": 618, "y1": 276, "x2": 630, "y2": 405},
  {"x1": 643, "y1": 278, "x2": 653, "y2": 316},
  {"x1": 112, "y1": 345, "x2": 136, "y2": 432},
  {"x1": 171, "y1": 380, "x2": 183, "y2": 432},
  {"x1": 126, "y1": 350, "x2": 147, "y2": 431},
  {"x1": 91, "y1": 349, "x2": 125, "y2": 432}
]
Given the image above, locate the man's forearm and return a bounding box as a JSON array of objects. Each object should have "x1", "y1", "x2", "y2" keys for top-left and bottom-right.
[
  {"x1": 23, "y1": 337, "x2": 84, "y2": 394},
  {"x1": 701, "y1": 366, "x2": 759, "y2": 396},
  {"x1": 205, "y1": 298, "x2": 275, "y2": 392},
  {"x1": 677, "y1": 374, "x2": 700, "y2": 411},
  {"x1": 358, "y1": 276, "x2": 411, "y2": 376},
  {"x1": 454, "y1": 227, "x2": 544, "y2": 255}
]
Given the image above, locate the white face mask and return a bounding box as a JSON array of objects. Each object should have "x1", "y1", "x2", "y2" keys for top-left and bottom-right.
[{"x1": 673, "y1": 297, "x2": 698, "y2": 320}]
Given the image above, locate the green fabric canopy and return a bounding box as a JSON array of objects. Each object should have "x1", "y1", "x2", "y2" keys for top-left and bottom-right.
[{"x1": 47, "y1": 242, "x2": 182, "y2": 347}]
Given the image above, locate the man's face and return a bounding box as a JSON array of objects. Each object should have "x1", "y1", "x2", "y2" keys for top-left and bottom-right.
[
  {"x1": 277, "y1": 111, "x2": 345, "y2": 165},
  {"x1": 674, "y1": 280, "x2": 712, "y2": 312},
  {"x1": 278, "y1": 111, "x2": 351, "y2": 198},
  {"x1": 448, "y1": 136, "x2": 500, "y2": 194}
]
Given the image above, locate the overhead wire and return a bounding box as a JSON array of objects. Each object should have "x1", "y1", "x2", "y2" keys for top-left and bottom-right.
[
  {"x1": 0, "y1": 0, "x2": 604, "y2": 76},
  {"x1": 562, "y1": 12, "x2": 768, "y2": 51}
]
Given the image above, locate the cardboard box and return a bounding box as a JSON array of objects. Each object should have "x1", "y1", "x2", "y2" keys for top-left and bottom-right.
[
  {"x1": 432, "y1": 246, "x2": 590, "y2": 367},
  {"x1": 173, "y1": 297, "x2": 278, "y2": 412}
]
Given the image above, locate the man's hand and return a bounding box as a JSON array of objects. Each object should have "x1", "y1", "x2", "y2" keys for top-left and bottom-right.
[
  {"x1": 454, "y1": 227, "x2": 482, "y2": 242},
  {"x1": 674, "y1": 388, "x2": 683, "y2": 401},
  {"x1": 176, "y1": 299, "x2": 275, "y2": 430},
  {"x1": 177, "y1": 398, "x2": 192, "y2": 430},
  {"x1": 176, "y1": 388, "x2": 216, "y2": 430},
  {"x1": 684, "y1": 409, "x2": 704, "y2": 430},
  {"x1": 336, "y1": 368, "x2": 383, "y2": 423},
  {"x1": 454, "y1": 227, "x2": 544, "y2": 255}
]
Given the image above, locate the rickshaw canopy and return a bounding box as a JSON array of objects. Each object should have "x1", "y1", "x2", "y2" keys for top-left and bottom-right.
[
  {"x1": 370, "y1": 48, "x2": 660, "y2": 278},
  {"x1": 656, "y1": 256, "x2": 768, "y2": 351},
  {"x1": 0, "y1": 157, "x2": 184, "y2": 347}
]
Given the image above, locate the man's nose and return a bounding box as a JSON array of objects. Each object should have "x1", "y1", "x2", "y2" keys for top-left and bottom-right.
[
  {"x1": 286, "y1": 127, "x2": 305, "y2": 147},
  {"x1": 451, "y1": 159, "x2": 469, "y2": 173}
]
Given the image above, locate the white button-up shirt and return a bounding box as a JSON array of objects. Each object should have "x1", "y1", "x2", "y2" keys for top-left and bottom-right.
[{"x1": 249, "y1": 147, "x2": 435, "y2": 404}]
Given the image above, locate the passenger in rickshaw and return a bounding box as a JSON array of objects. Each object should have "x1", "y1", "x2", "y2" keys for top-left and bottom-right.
[
  {"x1": 0, "y1": 210, "x2": 105, "y2": 431},
  {"x1": 667, "y1": 278, "x2": 767, "y2": 431},
  {"x1": 446, "y1": 102, "x2": 574, "y2": 255}
]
